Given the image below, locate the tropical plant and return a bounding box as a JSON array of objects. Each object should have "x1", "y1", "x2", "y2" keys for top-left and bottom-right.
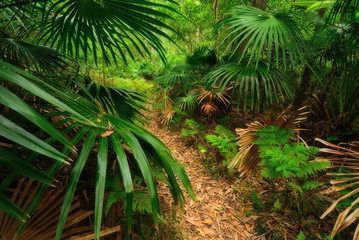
[
  {"x1": 205, "y1": 125, "x2": 237, "y2": 166},
  {"x1": 216, "y1": 5, "x2": 304, "y2": 69},
  {"x1": 229, "y1": 107, "x2": 308, "y2": 176},
  {"x1": 315, "y1": 138, "x2": 359, "y2": 239},
  {"x1": 153, "y1": 46, "x2": 223, "y2": 122},
  {"x1": 0, "y1": 0, "x2": 196, "y2": 239},
  {"x1": 0, "y1": 62, "x2": 195, "y2": 239},
  {"x1": 205, "y1": 62, "x2": 292, "y2": 111},
  {"x1": 255, "y1": 125, "x2": 329, "y2": 226}
]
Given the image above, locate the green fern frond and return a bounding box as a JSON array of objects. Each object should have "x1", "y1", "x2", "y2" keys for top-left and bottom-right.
[{"x1": 254, "y1": 126, "x2": 293, "y2": 146}]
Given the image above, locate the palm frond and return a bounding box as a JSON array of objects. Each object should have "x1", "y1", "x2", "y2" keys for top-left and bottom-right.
[
  {"x1": 0, "y1": 32, "x2": 67, "y2": 71},
  {"x1": 327, "y1": 0, "x2": 359, "y2": 22},
  {"x1": 206, "y1": 62, "x2": 293, "y2": 110},
  {"x1": 39, "y1": 0, "x2": 178, "y2": 64},
  {"x1": 0, "y1": 179, "x2": 122, "y2": 240},
  {"x1": 175, "y1": 91, "x2": 198, "y2": 113},
  {"x1": 217, "y1": 5, "x2": 304, "y2": 68},
  {"x1": 84, "y1": 81, "x2": 147, "y2": 121},
  {"x1": 315, "y1": 139, "x2": 359, "y2": 239},
  {"x1": 0, "y1": 63, "x2": 195, "y2": 239}
]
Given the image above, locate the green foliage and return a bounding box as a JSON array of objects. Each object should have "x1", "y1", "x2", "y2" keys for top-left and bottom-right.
[
  {"x1": 296, "y1": 230, "x2": 306, "y2": 240},
  {"x1": 181, "y1": 119, "x2": 202, "y2": 137},
  {"x1": 112, "y1": 77, "x2": 154, "y2": 95},
  {"x1": 254, "y1": 125, "x2": 329, "y2": 225},
  {"x1": 255, "y1": 126, "x2": 328, "y2": 180},
  {"x1": 250, "y1": 190, "x2": 265, "y2": 210},
  {"x1": 254, "y1": 126, "x2": 294, "y2": 147},
  {"x1": 205, "y1": 62, "x2": 293, "y2": 111},
  {"x1": 205, "y1": 125, "x2": 238, "y2": 165},
  {"x1": 106, "y1": 176, "x2": 153, "y2": 216},
  {"x1": 217, "y1": 5, "x2": 304, "y2": 69}
]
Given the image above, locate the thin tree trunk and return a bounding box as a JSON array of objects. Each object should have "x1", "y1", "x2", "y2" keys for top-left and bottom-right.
[
  {"x1": 213, "y1": 0, "x2": 219, "y2": 63},
  {"x1": 251, "y1": 0, "x2": 267, "y2": 10},
  {"x1": 239, "y1": 0, "x2": 267, "y2": 53},
  {"x1": 293, "y1": 64, "x2": 312, "y2": 108},
  {"x1": 292, "y1": 8, "x2": 327, "y2": 108}
]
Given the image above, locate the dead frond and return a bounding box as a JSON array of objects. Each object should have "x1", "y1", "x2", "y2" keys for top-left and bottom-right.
[
  {"x1": 0, "y1": 179, "x2": 121, "y2": 240},
  {"x1": 315, "y1": 139, "x2": 359, "y2": 239}
]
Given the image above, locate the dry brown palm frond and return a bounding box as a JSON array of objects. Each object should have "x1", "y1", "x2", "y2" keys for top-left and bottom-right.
[
  {"x1": 159, "y1": 107, "x2": 175, "y2": 126},
  {"x1": 229, "y1": 106, "x2": 308, "y2": 176},
  {"x1": 201, "y1": 102, "x2": 219, "y2": 119},
  {"x1": 197, "y1": 86, "x2": 231, "y2": 107},
  {"x1": 315, "y1": 139, "x2": 359, "y2": 239},
  {"x1": 0, "y1": 179, "x2": 121, "y2": 240}
]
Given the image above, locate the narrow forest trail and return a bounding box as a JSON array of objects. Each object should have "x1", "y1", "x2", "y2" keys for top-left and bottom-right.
[{"x1": 145, "y1": 113, "x2": 260, "y2": 240}]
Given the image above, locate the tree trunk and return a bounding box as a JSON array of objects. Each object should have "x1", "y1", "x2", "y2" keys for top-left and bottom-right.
[
  {"x1": 238, "y1": 0, "x2": 267, "y2": 53},
  {"x1": 293, "y1": 64, "x2": 312, "y2": 108},
  {"x1": 213, "y1": 0, "x2": 219, "y2": 63},
  {"x1": 292, "y1": 8, "x2": 326, "y2": 108},
  {"x1": 251, "y1": 0, "x2": 267, "y2": 10}
]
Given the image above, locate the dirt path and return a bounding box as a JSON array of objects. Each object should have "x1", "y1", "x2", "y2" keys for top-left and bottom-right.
[{"x1": 145, "y1": 115, "x2": 259, "y2": 240}]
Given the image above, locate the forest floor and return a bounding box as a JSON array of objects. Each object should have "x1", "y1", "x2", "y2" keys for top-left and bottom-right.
[{"x1": 144, "y1": 110, "x2": 262, "y2": 240}]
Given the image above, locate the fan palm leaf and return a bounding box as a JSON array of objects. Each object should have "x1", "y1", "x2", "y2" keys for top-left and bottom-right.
[
  {"x1": 217, "y1": 5, "x2": 304, "y2": 69},
  {"x1": 206, "y1": 62, "x2": 293, "y2": 110},
  {"x1": 326, "y1": 0, "x2": 359, "y2": 22},
  {"x1": 38, "y1": 0, "x2": 178, "y2": 64},
  {"x1": 0, "y1": 31, "x2": 67, "y2": 71}
]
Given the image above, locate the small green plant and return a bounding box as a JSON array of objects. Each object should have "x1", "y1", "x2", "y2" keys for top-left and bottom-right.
[
  {"x1": 181, "y1": 119, "x2": 202, "y2": 137},
  {"x1": 250, "y1": 190, "x2": 265, "y2": 210},
  {"x1": 254, "y1": 126, "x2": 330, "y2": 226},
  {"x1": 296, "y1": 230, "x2": 306, "y2": 240},
  {"x1": 106, "y1": 175, "x2": 153, "y2": 217},
  {"x1": 205, "y1": 125, "x2": 238, "y2": 166}
]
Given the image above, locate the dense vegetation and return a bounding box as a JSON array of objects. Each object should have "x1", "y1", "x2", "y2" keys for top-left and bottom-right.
[{"x1": 1, "y1": 0, "x2": 359, "y2": 239}]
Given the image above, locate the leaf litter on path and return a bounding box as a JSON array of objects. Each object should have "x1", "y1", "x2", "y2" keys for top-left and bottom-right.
[{"x1": 144, "y1": 112, "x2": 260, "y2": 240}]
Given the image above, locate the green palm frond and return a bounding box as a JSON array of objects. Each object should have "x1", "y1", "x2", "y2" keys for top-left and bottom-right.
[
  {"x1": 39, "y1": 0, "x2": 178, "y2": 64},
  {"x1": 327, "y1": 0, "x2": 359, "y2": 22},
  {"x1": 155, "y1": 65, "x2": 194, "y2": 89},
  {"x1": 84, "y1": 81, "x2": 147, "y2": 121},
  {"x1": 175, "y1": 91, "x2": 199, "y2": 113},
  {"x1": 0, "y1": 62, "x2": 195, "y2": 239},
  {"x1": 0, "y1": 31, "x2": 67, "y2": 71},
  {"x1": 217, "y1": 5, "x2": 304, "y2": 69},
  {"x1": 289, "y1": 1, "x2": 334, "y2": 12},
  {"x1": 186, "y1": 45, "x2": 217, "y2": 68},
  {"x1": 206, "y1": 62, "x2": 293, "y2": 110}
]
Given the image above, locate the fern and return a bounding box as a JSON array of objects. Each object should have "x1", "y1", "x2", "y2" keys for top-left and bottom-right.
[
  {"x1": 205, "y1": 125, "x2": 238, "y2": 166},
  {"x1": 105, "y1": 176, "x2": 153, "y2": 216},
  {"x1": 254, "y1": 125, "x2": 329, "y2": 223},
  {"x1": 301, "y1": 181, "x2": 324, "y2": 191},
  {"x1": 287, "y1": 182, "x2": 304, "y2": 196},
  {"x1": 254, "y1": 126, "x2": 293, "y2": 146},
  {"x1": 215, "y1": 125, "x2": 237, "y2": 141},
  {"x1": 296, "y1": 230, "x2": 306, "y2": 240},
  {"x1": 181, "y1": 119, "x2": 202, "y2": 137}
]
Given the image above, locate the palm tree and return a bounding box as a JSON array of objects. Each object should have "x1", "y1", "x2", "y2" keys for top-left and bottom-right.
[{"x1": 0, "y1": 0, "x2": 195, "y2": 239}]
